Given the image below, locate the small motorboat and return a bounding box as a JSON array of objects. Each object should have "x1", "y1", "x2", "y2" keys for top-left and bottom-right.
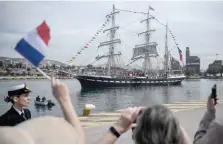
[{"x1": 34, "y1": 100, "x2": 55, "y2": 107}]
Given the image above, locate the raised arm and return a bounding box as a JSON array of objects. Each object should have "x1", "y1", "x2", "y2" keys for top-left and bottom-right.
[
  {"x1": 193, "y1": 95, "x2": 216, "y2": 144},
  {"x1": 97, "y1": 107, "x2": 141, "y2": 144},
  {"x1": 51, "y1": 77, "x2": 85, "y2": 143}
]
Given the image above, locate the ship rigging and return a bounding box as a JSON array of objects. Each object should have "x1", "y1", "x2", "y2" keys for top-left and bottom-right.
[{"x1": 74, "y1": 4, "x2": 185, "y2": 89}]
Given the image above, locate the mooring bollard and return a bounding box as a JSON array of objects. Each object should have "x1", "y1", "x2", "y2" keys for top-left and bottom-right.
[{"x1": 82, "y1": 104, "x2": 95, "y2": 116}]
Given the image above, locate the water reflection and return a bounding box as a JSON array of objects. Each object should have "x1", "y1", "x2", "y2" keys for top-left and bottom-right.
[
  {"x1": 35, "y1": 105, "x2": 52, "y2": 112},
  {"x1": 162, "y1": 86, "x2": 170, "y2": 104},
  {"x1": 34, "y1": 104, "x2": 54, "y2": 116},
  {"x1": 75, "y1": 85, "x2": 184, "y2": 114}
]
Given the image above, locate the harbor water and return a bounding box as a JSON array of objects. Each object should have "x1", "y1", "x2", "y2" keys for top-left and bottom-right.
[{"x1": 0, "y1": 79, "x2": 223, "y2": 117}]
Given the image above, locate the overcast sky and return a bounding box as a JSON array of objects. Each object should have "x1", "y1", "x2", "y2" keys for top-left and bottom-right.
[{"x1": 0, "y1": 1, "x2": 223, "y2": 69}]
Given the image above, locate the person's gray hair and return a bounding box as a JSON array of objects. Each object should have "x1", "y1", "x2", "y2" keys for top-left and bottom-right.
[{"x1": 133, "y1": 105, "x2": 184, "y2": 144}]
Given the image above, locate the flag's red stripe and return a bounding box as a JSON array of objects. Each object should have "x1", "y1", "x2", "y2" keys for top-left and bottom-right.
[{"x1": 36, "y1": 21, "x2": 50, "y2": 46}]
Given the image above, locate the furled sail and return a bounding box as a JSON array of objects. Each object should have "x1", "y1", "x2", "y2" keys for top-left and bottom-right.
[{"x1": 132, "y1": 43, "x2": 158, "y2": 59}]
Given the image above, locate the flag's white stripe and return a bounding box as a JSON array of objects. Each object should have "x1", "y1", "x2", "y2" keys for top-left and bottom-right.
[{"x1": 23, "y1": 30, "x2": 47, "y2": 56}]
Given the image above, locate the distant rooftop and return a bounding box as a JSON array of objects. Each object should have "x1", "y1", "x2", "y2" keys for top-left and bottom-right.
[
  {"x1": 187, "y1": 56, "x2": 200, "y2": 62},
  {"x1": 213, "y1": 60, "x2": 222, "y2": 64}
]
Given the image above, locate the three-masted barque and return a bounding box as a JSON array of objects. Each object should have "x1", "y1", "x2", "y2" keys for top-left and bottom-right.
[{"x1": 75, "y1": 5, "x2": 185, "y2": 89}]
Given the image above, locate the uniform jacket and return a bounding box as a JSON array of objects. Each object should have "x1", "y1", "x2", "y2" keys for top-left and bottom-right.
[{"x1": 0, "y1": 107, "x2": 31, "y2": 126}]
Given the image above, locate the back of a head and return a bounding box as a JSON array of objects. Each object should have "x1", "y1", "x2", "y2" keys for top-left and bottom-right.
[
  {"x1": 133, "y1": 105, "x2": 183, "y2": 144},
  {"x1": 0, "y1": 116, "x2": 81, "y2": 144},
  {"x1": 0, "y1": 127, "x2": 34, "y2": 143},
  {"x1": 17, "y1": 116, "x2": 81, "y2": 144}
]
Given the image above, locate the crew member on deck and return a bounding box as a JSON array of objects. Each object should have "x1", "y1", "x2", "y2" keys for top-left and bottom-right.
[{"x1": 0, "y1": 84, "x2": 32, "y2": 126}]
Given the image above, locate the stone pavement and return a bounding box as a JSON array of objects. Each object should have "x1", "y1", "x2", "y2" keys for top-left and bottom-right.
[{"x1": 81, "y1": 99, "x2": 223, "y2": 144}]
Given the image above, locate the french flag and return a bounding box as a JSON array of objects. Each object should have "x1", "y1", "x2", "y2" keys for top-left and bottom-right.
[
  {"x1": 15, "y1": 21, "x2": 50, "y2": 67},
  {"x1": 177, "y1": 47, "x2": 183, "y2": 61}
]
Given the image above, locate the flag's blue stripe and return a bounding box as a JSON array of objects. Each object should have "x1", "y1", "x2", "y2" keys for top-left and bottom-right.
[{"x1": 15, "y1": 39, "x2": 44, "y2": 67}]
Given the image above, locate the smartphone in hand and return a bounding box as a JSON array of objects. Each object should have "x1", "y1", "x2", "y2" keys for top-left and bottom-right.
[{"x1": 211, "y1": 84, "x2": 217, "y2": 104}]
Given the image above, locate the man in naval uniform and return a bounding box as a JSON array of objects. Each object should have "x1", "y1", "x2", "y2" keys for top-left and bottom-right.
[{"x1": 0, "y1": 84, "x2": 32, "y2": 126}]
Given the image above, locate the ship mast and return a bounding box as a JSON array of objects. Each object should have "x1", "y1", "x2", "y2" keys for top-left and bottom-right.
[
  {"x1": 164, "y1": 22, "x2": 169, "y2": 78},
  {"x1": 132, "y1": 6, "x2": 158, "y2": 75},
  {"x1": 97, "y1": 4, "x2": 121, "y2": 76},
  {"x1": 144, "y1": 7, "x2": 151, "y2": 75}
]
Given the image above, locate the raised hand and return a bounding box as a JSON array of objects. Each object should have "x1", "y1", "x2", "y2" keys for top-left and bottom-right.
[
  {"x1": 114, "y1": 107, "x2": 141, "y2": 134},
  {"x1": 51, "y1": 77, "x2": 85, "y2": 143},
  {"x1": 207, "y1": 95, "x2": 218, "y2": 114},
  {"x1": 51, "y1": 77, "x2": 70, "y2": 103}
]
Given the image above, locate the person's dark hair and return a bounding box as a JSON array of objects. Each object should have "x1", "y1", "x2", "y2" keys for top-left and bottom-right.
[
  {"x1": 4, "y1": 95, "x2": 23, "y2": 104},
  {"x1": 4, "y1": 96, "x2": 15, "y2": 104},
  {"x1": 4, "y1": 96, "x2": 11, "y2": 103},
  {"x1": 133, "y1": 105, "x2": 183, "y2": 144}
]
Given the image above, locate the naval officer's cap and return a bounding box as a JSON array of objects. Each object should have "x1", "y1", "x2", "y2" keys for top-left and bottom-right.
[{"x1": 8, "y1": 84, "x2": 31, "y2": 97}]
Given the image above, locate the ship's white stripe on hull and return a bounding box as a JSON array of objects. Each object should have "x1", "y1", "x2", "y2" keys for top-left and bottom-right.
[{"x1": 85, "y1": 79, "x2": 181, "y2": 84}]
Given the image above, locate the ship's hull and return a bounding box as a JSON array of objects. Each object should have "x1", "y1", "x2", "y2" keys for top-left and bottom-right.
[{"x1": 75, "y1": 75, "x2": 185, "y2": 89}]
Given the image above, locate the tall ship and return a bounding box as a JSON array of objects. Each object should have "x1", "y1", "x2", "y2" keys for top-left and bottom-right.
[{"x1": 75, "y1": 5, "x2": 185, "y2": 89}]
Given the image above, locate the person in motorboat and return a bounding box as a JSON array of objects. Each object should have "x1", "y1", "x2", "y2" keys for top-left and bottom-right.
[
  {"x1": 35, "y1": 96, "x2": 47, "y2": 106},
  {"x1": 35, "y1": 97, "x2": 55, "y2": 107},
  {"x1": 41, "y1": 96, "x2": 46, "y2": 102},
  {"x1": 36, "y1": 96, "x2": 40, "y2": 102}
]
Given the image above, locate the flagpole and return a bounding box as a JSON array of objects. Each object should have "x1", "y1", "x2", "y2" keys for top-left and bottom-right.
[{"x1": 36, "y1": 67, "x2": 51, "y2": 80}]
